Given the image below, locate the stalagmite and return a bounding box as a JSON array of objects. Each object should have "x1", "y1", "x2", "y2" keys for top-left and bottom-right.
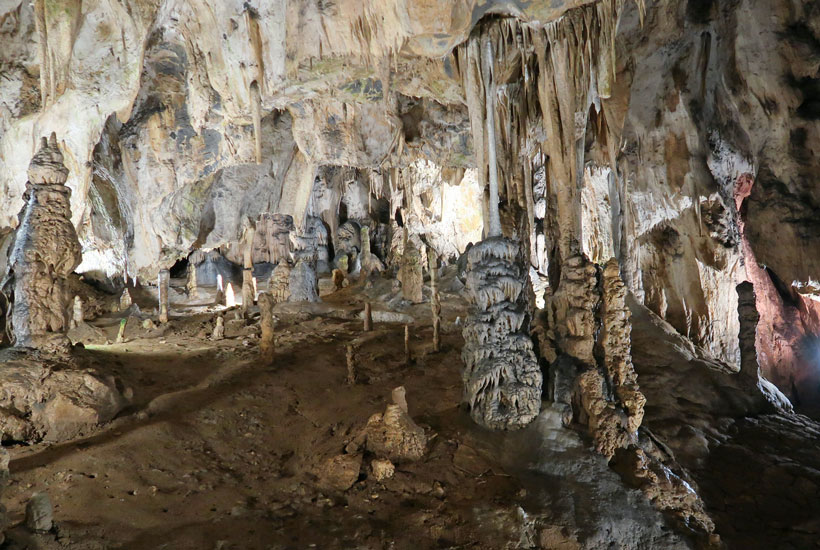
[
  {"x1": 225, "y1": 283, "x2": 236, "y2": 308},
  {"x1": 258, "y1": 292, "x2": 275, "y2": 363},
  {"x1": 428, "y1": 250, "x2": 441, "y2": 352},
  {"x1": 288, "y1": 260, "x2": 319, "y2": 303},
  {"x1": 70, "y1": 296, "x2": 83, "y2": 329},
  {"x1": 116, "y1": 318, "x2": 127, "y2": 343},
  {"x1": 269, "y1": 262, "x2": 292, "y2": 303},
  {"x1": 120, "y1": 289, "x2": 132, "y2": 311},
  {"x1": 241, "y1": 226, "x2": 256, "y2": 315},
  {"x1": 364, "y1": 302, "x2": 373, "y2": 332},
  {"x1": 461, "y1": 238, "x2": 542, "y2": 430},
  {"x1": 212, "y1": 315, "x2": 225, "y2": 341},
  {"x1": 215, "y1": 274, "x2": 225, "y2": 306},
  {"x1": 346, "y1": 344, "x2": 356, "y2": 385},
  {"x1": 158, "y1": 269, "x2": 170, "y2": 323},
  {"x1": 360, "y1": 225, "x2": 384, "y2": 277},
  {"x1": 2, "y1": 133, "x2": 82, "y2": 351},
  {"x1": 186, "y1": 262, "x2": 198, "y2": 299},
  {"x1": 399, "y1": 238, "x2": 423, "y2": 303}
]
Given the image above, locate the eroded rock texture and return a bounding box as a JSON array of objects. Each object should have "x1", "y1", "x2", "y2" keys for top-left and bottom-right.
[
  {"x1": 3, "y1": 134, "x2": 82, "y2": 350},
  {"x1": 462, "y1": 237, "x2": 541, "y2": 430}
]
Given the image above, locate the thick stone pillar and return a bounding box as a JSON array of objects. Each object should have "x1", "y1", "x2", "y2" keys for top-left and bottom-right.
[
  {"x1": 3, "y1": 133, "x2": 82, "y2": 351},
  {"x1": 461, "y1": 237, "x2": 542, "y2": 430}
]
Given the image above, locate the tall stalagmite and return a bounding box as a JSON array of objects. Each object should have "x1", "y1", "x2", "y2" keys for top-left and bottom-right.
[
  {"x1": 3, "y1": 133, "x2": 82, "y2": 351},
  {"x1": 461, "y1": 238, "x2": 542, "y2": 430}
]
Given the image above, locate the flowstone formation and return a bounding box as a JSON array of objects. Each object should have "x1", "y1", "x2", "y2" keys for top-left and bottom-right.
[
  {"x1": 3, "y1": 134, "x2": 82, "y2": 351},
  {"x1": 461, "y1": 237, "x2": 542, "y2": 430}
]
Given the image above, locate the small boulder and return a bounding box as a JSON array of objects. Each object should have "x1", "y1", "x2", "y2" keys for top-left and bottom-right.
[
  {"x1": 370, "y1": 458, "x2": 395, "y2": 481},
  {"x1": 25, "y1": 492, "x2": 53, "y2": 533},
  {"x1": 318, "y1": 453, "x2": 362, "y2": 491}
]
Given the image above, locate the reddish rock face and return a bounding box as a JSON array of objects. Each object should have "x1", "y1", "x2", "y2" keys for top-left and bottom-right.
[{"x1": 736, "y1": 172, "x2": 820, "y2": 416}]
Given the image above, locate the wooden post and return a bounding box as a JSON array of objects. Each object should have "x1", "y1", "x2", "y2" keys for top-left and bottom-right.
[
  {"x1": 428, "y1": 249, "x2": 441, "y2": 352},
  {"x1": 158, "y1": 269, "x2": 170, "y2": 323},
  {"x1": 364, "y1": 302, "x2": 373, "y2": 332},
  {"x1": 346, "y1": 344, "x2": 356, "y2": 385},
  {"x1": 258, "y1": 292, "x2": 275, "y2": 362}
]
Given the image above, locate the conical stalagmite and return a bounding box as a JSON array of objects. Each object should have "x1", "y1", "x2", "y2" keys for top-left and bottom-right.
[{"x1": 2, "y1": 133, "x2": 82, "y2": 351}]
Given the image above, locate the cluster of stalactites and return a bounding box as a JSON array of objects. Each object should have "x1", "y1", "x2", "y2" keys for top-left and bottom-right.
[
  {"x1": 456, "y1": 2, "x2": 639, "y2": 264},
  {"x1": 461, "y1": 237, "x2": 542, "y2": 430}
]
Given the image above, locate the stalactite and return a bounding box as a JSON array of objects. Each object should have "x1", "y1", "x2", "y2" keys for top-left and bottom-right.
[
  {"x1": 482, "y1": 35, "x2": 502, "y2": 238},
  {"x1": 250, "y1": 81, "x2": 262, "y2": 165},
  {"x1": 33, "y1": 0, "x2": 49, "y2": 109}
]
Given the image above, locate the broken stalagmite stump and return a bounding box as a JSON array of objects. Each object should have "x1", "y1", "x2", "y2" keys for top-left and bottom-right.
[
  {"x1": 2, "y1": 133, "x2": 82, "y2": 351},
  {"x1": 258, "y1": 292, "x2": 275, "y2": 362},
  {"x1": 212, "y1": 315, "x2": 225, "y2": 340},
  {"x1": 365, "y1": 387, "x2": 428, "y2": 462}
]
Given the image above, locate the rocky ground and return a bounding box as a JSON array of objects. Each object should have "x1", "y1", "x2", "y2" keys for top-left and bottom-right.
[{"x1": 0, "y1": 272, "x2": 682, "y2": 550}]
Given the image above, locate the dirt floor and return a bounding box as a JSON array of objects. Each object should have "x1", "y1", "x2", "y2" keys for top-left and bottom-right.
[{"x1": 1, "y1": 275, "x2": 538, "y2": 550}]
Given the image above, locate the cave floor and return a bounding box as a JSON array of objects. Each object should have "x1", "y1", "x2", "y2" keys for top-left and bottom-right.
[
  {"x1": 1, "y1": 281, "x2": 536, "y2": 550},
  {"x1": 1, "y1": 276, "x2": 817, "y2": 549}
]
